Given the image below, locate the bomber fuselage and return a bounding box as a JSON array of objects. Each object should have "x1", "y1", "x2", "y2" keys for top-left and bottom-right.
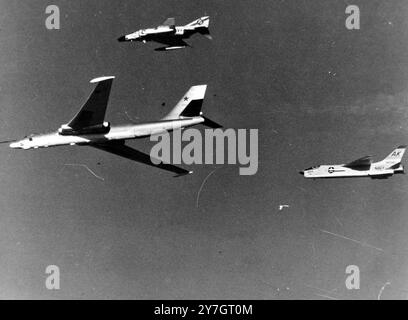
[{"x1": 10, "y1": 117, "x2": 204, "y2": 150}]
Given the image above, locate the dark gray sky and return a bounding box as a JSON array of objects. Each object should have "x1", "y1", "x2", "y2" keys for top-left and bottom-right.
[{"x1": 1, "y1": 0, "x2": 408, "y2": 299}]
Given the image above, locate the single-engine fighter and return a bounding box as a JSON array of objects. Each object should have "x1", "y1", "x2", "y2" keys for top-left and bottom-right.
[
  {"x1": 117, "y1": 16, "x2": 211, "y2": 51},
  {"x1": 9, "y1": 76, "x2": 221, "y2": 177},
  {"x1": 300, "y1": 146, "x2": 406, "y2": 179}
]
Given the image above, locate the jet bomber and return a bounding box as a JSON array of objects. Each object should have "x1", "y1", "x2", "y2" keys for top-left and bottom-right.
[{"x1": 9, "y1": 76, "x2": 221, "y2": 177}]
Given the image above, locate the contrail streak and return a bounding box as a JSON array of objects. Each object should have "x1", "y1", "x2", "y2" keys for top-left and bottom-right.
[
  {"x1": 320, "y1": 229, "x2": 383, "y2": 252},
  {"x1": 124, "y1": 111, "x2": 139, "y2": 122},
  {"x1": 304, "y1": 284, "x2": 336, "y2": 294},
  {"x1": 377, "y1": 282, "x2": 391, "y2": 300},
  {"x1": 196, "y1": 167, "x2": 222, "y2": 208},
  {"x1": 314, "y1": 293, "x2": 338, "y2": 300},
  {"x1": 333, "y1": 215, "x2": 343, "y2": 228},
  {"x1": 64, "y1": 164, "x2": 105, "y2": 181}
]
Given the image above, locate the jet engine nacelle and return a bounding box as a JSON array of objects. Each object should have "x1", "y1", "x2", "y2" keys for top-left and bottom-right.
[{"x1": 58, "y1": 122, "x2": 110, "y2": 135}]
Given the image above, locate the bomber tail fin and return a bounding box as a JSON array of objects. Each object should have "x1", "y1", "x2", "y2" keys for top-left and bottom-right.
[
  {"x1": 163, "y1": 85, "x2": 207, "y2": 120},
  {"x1": 162, "y1": 85, "x2": 221, "y2": 128}
]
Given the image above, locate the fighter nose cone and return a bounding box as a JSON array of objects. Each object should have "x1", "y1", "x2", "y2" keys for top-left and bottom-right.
[
  {"x1": 10, "y1": 142, "x2": 19, "y2": 149},
  {"x1": 117, "y1": 35, "x2": 127, "y2": 42},
  {"x1": 299, "y1": 171, "x2": 304, "y2": 175}
]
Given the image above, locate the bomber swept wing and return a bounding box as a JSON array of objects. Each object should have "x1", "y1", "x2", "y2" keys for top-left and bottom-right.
[
  {"x1": 67, "y1": 76, "x2": 114, "y2": 130},
  {"x1": 59, "y1": 76, "x2": 114, "y2": 135}
]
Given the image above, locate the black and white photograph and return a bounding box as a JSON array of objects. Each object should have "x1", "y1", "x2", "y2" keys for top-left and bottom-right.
[{"x1": 0, "y1": 0, "x2": 408, "y2": 308}]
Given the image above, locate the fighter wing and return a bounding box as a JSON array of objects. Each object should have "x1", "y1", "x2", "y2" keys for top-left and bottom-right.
[
  {"x1": 90, "y1": 141, "x2": 191, "y2": 177},
  {"x1": 160, "y1": 18, "x2": 175, "y2": 27},
  {"x1": 67, "y1": 76, "x2": 114, "y2": 130},
  {"x1": 344, "y1": 156, "x2": 372, "y2": 168}
]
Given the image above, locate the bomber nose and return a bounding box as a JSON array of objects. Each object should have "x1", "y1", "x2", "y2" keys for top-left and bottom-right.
[
  {"x1": 10, "y1": 142, "x2": 20, "y2": 149},
  {"x1": 117, "y1": 35, "x2": 127, "y2": 42}
]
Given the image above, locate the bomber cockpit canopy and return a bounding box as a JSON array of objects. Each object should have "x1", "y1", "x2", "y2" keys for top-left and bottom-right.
[{"x1": 23, "y1": 134, "x2": 35, "y2": 141}]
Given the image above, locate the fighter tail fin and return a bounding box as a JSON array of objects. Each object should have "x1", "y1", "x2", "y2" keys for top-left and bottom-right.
[
  {"x1": 185, "y1": 16, "x2": 210, "y2": 29},
  {"x1": 379, "y1": 145, "x2": 407, "y2": 167}
]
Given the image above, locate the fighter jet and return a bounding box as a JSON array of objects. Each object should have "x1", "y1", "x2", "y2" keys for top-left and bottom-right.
[
  {"x1": 300, "y1": 146, "x2": 406, "y2": 179},
  {"x1": 9, "y1": 76, "x2": 221, "y2": 177},
  {"x1": 117, "y1": 16, "x2": 211, "y2": 51}
]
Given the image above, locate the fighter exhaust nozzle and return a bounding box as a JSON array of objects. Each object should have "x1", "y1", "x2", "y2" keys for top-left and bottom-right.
[{"x1": 395, "y1": 164, "x2": 404, "y2": 174}]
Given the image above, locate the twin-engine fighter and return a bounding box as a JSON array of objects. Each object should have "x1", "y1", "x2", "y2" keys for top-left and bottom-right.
[
  {"x1": 118, "y1": 16, "x2": 211, "y2": 51},
  {"x1": 300, "y1": 146, "x2": 406, "y2": 179}
]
